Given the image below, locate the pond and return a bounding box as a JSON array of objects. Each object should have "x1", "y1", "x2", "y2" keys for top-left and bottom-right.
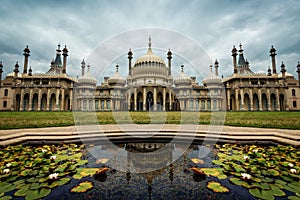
[{"x1": 0, "y1": 142, "x2": 299, "y2": 200}]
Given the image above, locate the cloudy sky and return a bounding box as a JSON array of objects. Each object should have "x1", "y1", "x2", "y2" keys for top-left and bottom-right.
[{"x1": 0, "y1": 0, "x2": 299, "y2": 81}]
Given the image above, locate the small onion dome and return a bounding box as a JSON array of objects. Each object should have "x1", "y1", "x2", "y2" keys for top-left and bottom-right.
[
  {"x1": 278, "y1": 72, "x2": 294, "y2": 78},
  {"x1": 108, "y1": 64, "x2": 126, "y2": 86},
  {"x1": 78, "y1": 64, "x2": 97, "y2": 85},
  {"x1": 202, "y1": 65, "x2": 222, "y2": 86},
  {"x1": 174, "y1": 65, "x2": 192, "y2": 86}
]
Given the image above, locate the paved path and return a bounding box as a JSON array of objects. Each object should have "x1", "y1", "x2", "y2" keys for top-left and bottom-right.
[{"x1": 0, "y1": 124, "x2": 299, "y2": 147}]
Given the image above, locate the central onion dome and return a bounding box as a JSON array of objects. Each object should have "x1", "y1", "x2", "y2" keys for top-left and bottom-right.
[
  {"x1": 134, "y1": 37, "x2": 165, "y2": 66},
  {"x1": 131, "y1": 36, "x2": 169, "y2": 84}
]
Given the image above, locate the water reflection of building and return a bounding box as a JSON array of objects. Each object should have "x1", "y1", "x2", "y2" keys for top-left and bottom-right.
[{"x1": 1, "y1": 38, "x2": 300, "y2": 111}]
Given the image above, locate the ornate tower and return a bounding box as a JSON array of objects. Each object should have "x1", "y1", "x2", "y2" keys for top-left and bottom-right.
[
  {"x1": 167, "y1": 49, "x2": 172, "y2": 76},
  {"x1": 14, "y1": 62, "x2": 19, "y2": 78},
  {"x1": 297, "y1": 61, "x2": 300, "y2": 85},
  {"x1": 0, "y1": 62, "x2": 3, "y2": 87},
  {"x1": 23, "y1": 45, "x2": 30, "y2": 74},
  {"x1": 128, "y1": 49, "x2": 133, "y2": 76},
  {"x1": 81, "y1": 59, "x2": 86, "y2": 76},
  {"x1": 231, "y1": 45, "x2": 238, "y2": 74},
  {"x1": 280, "y1": 62, "x2": 286, "y2": 79},
  {"x1": 270, "y1": 45, "x2": 277, "y2": 74},
  {"x1": 62, "y1": 45, "x2": 68, "y2": 74},
  {"x1": 214, "y1": 59, "x2": 219, "y2": 76}
]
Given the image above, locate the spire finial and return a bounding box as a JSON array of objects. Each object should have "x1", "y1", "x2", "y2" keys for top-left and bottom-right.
[
  {"x1": 239, "y1": 43, "x2": 243, "y2": 50},
  {"x1": 116, "y1": 64, "x2": 119, "y2": 72},
  {"x1": 181, "y1": 64, "x2": 184, "y2": 72},
  {"x1": 87, "y1": 64, "x2": 90, "y2": 72},
  {"x1": 148, "y1": 35, "x2": 152, "y2": 50}
]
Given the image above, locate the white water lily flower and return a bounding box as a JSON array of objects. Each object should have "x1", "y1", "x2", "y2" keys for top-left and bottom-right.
[
  {"x1": 243, "y1": 155, "x2": 250, "y2": 160},
  {"x1": 241, "y1": 173, "x2": 251, "y2": 180},
  {"x1": 290, "y1": 169, "x2": 297, "y2": 174},
  {"x1": 3, "y1": 169, "x2": 10, "y2": 174},
  {"x1": 50, "y1": 155, "x2": 56, "y2": 160},
  {"x1": 252, "y1": 149, "x2": 258, "y2": 153},
  {"x1": 6, "y1": 163, "x2": 11, "y2": 168},
  {"x1": 42, "y1": 149, "x2": 47, "y2": 153},
  {"x1": 48, "y1": 173, "x2": 59, "y2": 180},
  {"x1": 288, "y1": 163, "x2": 294, "y2": 167}
]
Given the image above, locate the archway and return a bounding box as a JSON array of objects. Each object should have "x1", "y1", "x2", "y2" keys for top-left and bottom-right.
[
  {"x1": 270, "y1": 93, "x2": 277, "y2": 111},
  {"x1": 137, "y1": 92, "x2": 143, "y2": 111},
  {"x1": 166, "y1": 92, "x2": 170, "y2": 111},
  {"x1": 262, "y1": 93, "x2": 268, "y2": 111},
  {"x1": 253, "y1": 93, "x2": 259, "y2": 111},
  {"x1": 279, "y1": 94, "x2": 285, "y2": 111},
  {"x1": 15, "y1": 94, "x2": 21, "y2": 111},
  {"x1": 41, "y1": 94, "x2": 47, "y2": 111},
  {"x1": 244, "y1": 93, "x2": 250, "y2": 111},
  {"x1": 146, "y1": 91, "x2": 153, "y2": 111},
  {"x1": 230, "y1": 95, "x2": 235, "y2": 110},
  {"x1": 130, "y1": 94, "x2": 134, "y2": 111},
  {"x1": 64, "y1": 94, "x2": 70, "y2": 110},
  {"x1": 32, "y1": 93, "x2": 38, "y2": 111},
  {"x1": 157, "y1": 92, "x2": 163, "y2": 111},
  {"x1": 23, "y1": 93, "x2": 29, "y2": 111},
  {"x1": 49, "y1": 94, "x2": 56, "y2": 111}
]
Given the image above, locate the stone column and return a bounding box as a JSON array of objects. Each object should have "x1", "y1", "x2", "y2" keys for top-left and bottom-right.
[
  {"x1": 258, "y1": 89, "x2": 262, "y2": 111},
  {"x1": 267, "y1": 89, "x2": 271, "y2": 111},
  {"x1": 37, "y1": 89, "x2": 41, "y2": 111},
  {"x1": 20, "y1": 89, "x2": 24, "y2": 111},
  {"x1": 235, "y1": 89, "x2": 239, "y2": 111},
  {"x1": 240, "y1": 89, "x2": 244, "y2": 110},
  {"x1": 154, "y1": 87, "x2": 157, "y2": 111},
  {"x1": 28, "y1": 89, "x2": 33, "y2": 111},
  {"x1": 134, "y1": 88, "x2": 137, "y2": 111},
  {"x1": 169, "y1": 92, "x2": 172, "y2": 111},
  {"x1": 60, "y1": 89, "x2": 65, "y2": 110},
  {"x1": 143, "y1": 87, "x2": 146, "y2": 111},
  {"x1": 276, "y1": 89, "x2": 280, "y2": 111},
  {"x1": 46, "y1": 89, "x2": 51, "y2": 111},
  {"x1": 69, "y1": 89, "x2": 73, "y2": 110},
  {"x1": 127, "y1": 91, "x2": 131, "y2": 111},
  {"x1": 163, "y1": 88, "x2": 166, "y2": 111},
  {"x1": 249, "y1": 89, "x2": 253, "y2": 111},
  {"x1": 56, "y1": 88, "x2": 60, "y2": 111},
  {"x1": 227, "y1": 89, "x2": 230, "y2": 110}
]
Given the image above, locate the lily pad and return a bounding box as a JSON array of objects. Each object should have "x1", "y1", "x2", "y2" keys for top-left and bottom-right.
[
  {"x1": 25, "y1": 188, "x2": 51, "y2": 200},
  {"x1": 191, "y1": 158, "x2": 204, "y2": 164},
  {"x1": 249, "y1": 188, "x2": 274, "y2": 200},
  {"x1": 0, "y1": 196, "x2": 12, "y2": 200},
  {"x1": 71, "y1": 181, "x2": 93, "y2": 193},
  {"x1": 14, "y1": 184, "x2": 30, "y2": 197},
  {"x1": 0, "y1": 184, "x2": 15, "y2": 194},
  {"x1": 207, "y1": 181, "x2": 229, "y2": 193}
]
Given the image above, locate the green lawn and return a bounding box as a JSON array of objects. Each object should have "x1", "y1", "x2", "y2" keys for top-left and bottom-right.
[{"x1": 0, "y1": 111, "x2": 299, "y2": 130}]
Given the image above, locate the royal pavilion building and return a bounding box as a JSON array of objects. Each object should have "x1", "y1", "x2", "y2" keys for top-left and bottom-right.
[{"x1": 0, "y1": 37, "x2": 299, "y2": 111}]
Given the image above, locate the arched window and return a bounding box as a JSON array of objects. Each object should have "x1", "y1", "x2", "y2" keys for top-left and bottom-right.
[
  {"x1": 207, "y1": 100, "x2": 211, "y2": 110},
  {"x1": 101, "y1": 100, "x2": 104, "y2": 110},
  {"x1": 292, "y1": 89, "x2": 296, "y2": 97},
  {"x1": 293, "y1": 101, "x2": 297, "y2": 108},
  {"x1": 4, "y1": 89, "x2": 8, "y2": 96},
  {"x1": 3, "y1": 101, "x2": 7, "y2": 108},
  {"x1": 83, "y1": 100, "x2": 87, "y2": 110},
  {"x1": 106, "y1": 100, "x2": 110, "y2": 110}
]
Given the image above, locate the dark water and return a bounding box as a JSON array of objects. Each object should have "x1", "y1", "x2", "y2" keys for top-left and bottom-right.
[{"x1": 44, "y1": 142, "x2": 255, "y2": 200}]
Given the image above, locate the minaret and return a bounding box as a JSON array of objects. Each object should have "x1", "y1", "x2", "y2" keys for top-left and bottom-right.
[
  {"x1": 54, "y1": 44, "x2": 62, "y2": 67},
  {"x1": 214, "y1": 59, "x2": 219, "y2": 76},
  {"x1": 81, "y1": 59, "x2": 86, "y2": 76},
  {"x1": 296, "y1": 61, "x2": 300, "y2": 85},
  {"x1": 147, "y1": 35, "x2": 152, "y2": 53},
  {"x1": 128, "y1": 49, "x2": 133, "y2": 76},
  {"x1": 231, "y1": 45, "x2": 238, "y2": 74},
  {"x1": 14, "y1": 62, "x2": 19, "y2": 78},
  {"x1": 270, "y1": 45, "x2": 277, "y2": 74},
  {"x1": 267, "y1": 66, "x2": 272, "y2": 76},
  {"x1": 23, "y1": 45, "x2": 30, "y2": 74},
  {"x1": 0, "y1": 62, "x2": 3, "y2": 87},
  {"x1": 280, "y1": 61, "x2": 286, "y2": 79},
  {"x1": 238, "y1": 43, "x2": 247, "y2": 66},
  {"x1": 28, "y1": 66, "x2": 32, "y2": 76},
  {"x1": 62, "y1": 45, "x2": 68, "y2": 74},
  {"x1": 167, "y1": 49, "x2": 172, "y2": 76}
]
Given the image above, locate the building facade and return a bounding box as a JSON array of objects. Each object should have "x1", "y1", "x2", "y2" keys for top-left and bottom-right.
[{"x1": 0, "y1": 38, "x2": 299, "y2": 111}]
